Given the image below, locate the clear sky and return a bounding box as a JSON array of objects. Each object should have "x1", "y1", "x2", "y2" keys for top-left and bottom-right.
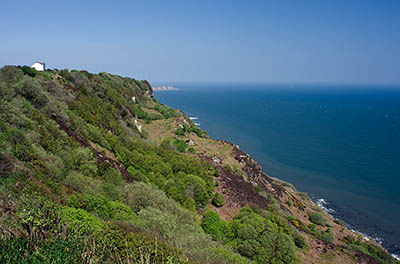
[{"x1": 1, "y1": 0, "x2": 399, "y2": 84}]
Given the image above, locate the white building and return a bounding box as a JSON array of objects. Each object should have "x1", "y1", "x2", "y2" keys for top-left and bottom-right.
[{"x1": 31, "y1": 62, "x2": 46, "y2": 71}]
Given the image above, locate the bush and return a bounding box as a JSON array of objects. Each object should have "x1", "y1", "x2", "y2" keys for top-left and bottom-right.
[
  {"x1": 334, "y1": 218, "x2": 345, "y2": 226},
  {"x1": 253, "y1": 231, "x2": 296, "y2": 264},
  {"x1": 183, "y1": 197, "x2": 196, "y2": 212},
  {"x1": 137, "y1": 207, "x2": 178, "y2": 240},
  {"x1": 0, "y1": 237, "x2": 84, "y2": 263},
  {"x1": 62, "y1": 207, "x2": 104, "y2": 236},
  {"x1": 70, "y1": 148, "x2": 98, "y2": 177},
  {"x1": 175, "y1": 127, "x2": 185, "y2": 136},
  {"x1": 293, "y1": 232, "x2": 307, "y2": 249},
  {"x1": 184, "y1": 174, "x2": 210, "y2": 208},
  {"x1": 123, "y1": 182, "x2": 195, "y2": 225},
  {"x1": 230, "y1": 207, "x2": 297, "y2": 264},
  {"x1": 16, "y1": 80, "x2": 48, "y2": 107},
  {"x1": 63, "y1": 171, "x2": 102, "y2": 194},
  {"x1": 319, "y1": 232, "x2": 334, "y2": 243},
  {"x1": 20, "y1": 65, "x2": 37, "y2": 77},
  {"x1": 201, "y1": 210, "x2": 228, "y2": 240},
  {"x1": 309, "y1": 213, "x2": 326, "y2": 226},
  {"x1": 344, "y1": 235, "x2": 395, "y2": 264},
  {"x1": 16, "y1": 195, "x2": 61, "y2": 236},
  {"x1": 174, "y1": 139, "x2": 186, "y2": 152},
  {"x1": 212, "y1": 192, "x2": 225, "y2": 207}
]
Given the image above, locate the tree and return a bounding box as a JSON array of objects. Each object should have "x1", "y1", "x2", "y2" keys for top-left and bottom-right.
[{"x1": 201, "y1": 211, "x2": 228, "y2": 240}]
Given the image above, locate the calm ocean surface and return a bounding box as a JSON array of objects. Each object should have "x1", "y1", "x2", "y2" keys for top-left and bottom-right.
[{"x1": 154, "y1": 83, "x2": 400, "y2": 257}]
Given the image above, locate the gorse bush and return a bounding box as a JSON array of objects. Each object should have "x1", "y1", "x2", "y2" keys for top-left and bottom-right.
[{"x1": 309, "y1": 213, "x2": 326, "y2": 226}]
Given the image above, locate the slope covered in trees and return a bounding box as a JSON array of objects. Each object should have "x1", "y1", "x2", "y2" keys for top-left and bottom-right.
[{"x1": 0, "y1": 66, "x2": 397, "y2": 264}]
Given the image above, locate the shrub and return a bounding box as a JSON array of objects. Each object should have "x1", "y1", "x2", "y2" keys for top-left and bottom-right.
[
  {"x1": 253, "y1": 231, "x2": 296, "y2": 264},
  {"x1": 16, "y1": 195, "x2": 61, "y2": 236},
  {"x1": 319, "y1": 231, "x2": 334, "y2": 243},
  {"x1": 298, "y1": 192, "x2": 311, "y2": 201},
  {"x1": 0, "y1": 152, "x2": 14, "y2": 178},
  {"x1": 137, "y1": 207, "x2": 178, "y2": 240},
  {"x1": 201, "y1": 211, "x2": 228, "y2": 240},
  {"x1": 63, "y1": 171, "x2": 102, "y2": 194},
  {"x1": 81, "y1": 194, "x2": 111, "y2": 218},
  {"x1": 101, "y1": 182, "x2": 122, "y2": 201},
  {"x1": 183, "y1": 198, "x2": 196, "y2": 212},
  {"x1": 344, "y1": 235, "x2": 395, "y2": 264},
  {"x1": 123, "y1": 182, "x2": 195, "y2": 225},
  {"x1": 70, "y1": 148, "x2": 98, "y2": 177},
  {"x1": 16, "y1": 80, "x2": 48, "y2": 107},
  {"x1": 175, "y1": 127, "x2": 185, "y2": 136},
  {"x1": 253, "y1": 185, "x2": 261, "y2": 192},
  {"x1": 334, "y1": 218, "x2": 345, "y2": 226},
  {"x1": 292, "y1": 231, "x2": 307, "y2": 249},
  {"x1": 13, "y1": 143, "x2": 35, "y2": 161},
  {"x1": 67, "y1": 193, "x2": 136, "y2": 222},
  {"x1": 0, "y1": 237, "x2": 84, "y2": 263},
  {"x1": 230, "y1": 207, "x2": 297, "y2": 264},
  {"x1": 188, "y1": 147, "x2": 195, "y2": 153},
  {"x1": 174, "y1": 139, "x2": 186, "y2": 152},
  {"x1": 212, "y1": 192, "x2": 225, "y2": 207},
  {"x1": 309, "y1": 213, "x2": 326, "y2": 226},
  {"x1": 184, "y1": 174, "x2": 210, "y2": 208},
  {"x1": 109, "y1": 201, "x2": 137, "y2": 222},
  {"x1": 20, "y1": 65, "x2": 37, "y2": 77},
  {"x1": 61, "y1": 207, "x2": 104, "y2": 236}
]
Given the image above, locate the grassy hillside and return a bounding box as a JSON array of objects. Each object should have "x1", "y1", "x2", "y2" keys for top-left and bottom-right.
[{"x1": 0, "y1": 66, "x2": 398, "y2": 264}]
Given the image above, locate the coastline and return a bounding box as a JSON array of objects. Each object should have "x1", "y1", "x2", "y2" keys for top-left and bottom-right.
[
  {"x1": 170, "y1": 104, "x2": 399, "y2": 260},
  {"x1": 315, "y1": 196, "x2": 400, "y2": 261}
]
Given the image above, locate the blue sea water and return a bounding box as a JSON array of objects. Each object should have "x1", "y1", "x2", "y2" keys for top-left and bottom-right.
[{"x1": 154, "y1": 83, "x2": 400, "y2": 257}]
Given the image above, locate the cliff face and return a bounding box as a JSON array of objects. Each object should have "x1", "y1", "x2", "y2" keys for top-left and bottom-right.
[{"x1": 0, "y1": 66, "x2": 397, "y2": 264}]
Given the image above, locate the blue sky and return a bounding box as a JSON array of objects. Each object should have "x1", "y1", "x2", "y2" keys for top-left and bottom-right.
[{"x1": 1, "y1": 0, "x2": 400, "y2": 84}]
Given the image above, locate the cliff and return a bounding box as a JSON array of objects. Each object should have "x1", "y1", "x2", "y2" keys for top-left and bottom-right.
[{"x1": 0, "y1": 66, "x2": 397, "y2": 264}]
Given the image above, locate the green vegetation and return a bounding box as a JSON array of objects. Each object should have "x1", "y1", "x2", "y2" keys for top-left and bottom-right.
[
  {"x1": 20, "y1": 65, "x2": 37, "y2": 77},
  {"x1": 201, "y1": 207, "x2": 299, "y2": 264},
  {"x1": 309, "y1": 213, "x2": 327, "y2": 226},
  {"x1": 0, "y1": 66, "x2": 397, "y2": 264},
  {"x1": 344, "y1": 235, "x2": 396, "y2": 264},
  {"x1": 0, "y1": 66, "x2": 244, "y2": 263},
  {"x1": 154, "y1": 104, "x2": 178, "y2": 119},
  {"x1": 201, "y1": 210, "x2": 230, "y2": 241},
  {"x1": 229, "y1": 207, "x2": 297, "y2": 264},
  {"x1": 175, "y1": 122, "x2": 206, "y2": 138},
  {"x1": 212, "y1": 192, "x2": 225, "y2": 207}
]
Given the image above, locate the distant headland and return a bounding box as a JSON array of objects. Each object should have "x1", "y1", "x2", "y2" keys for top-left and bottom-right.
[{"x1": 152, "y1": 85, "x2": 179, "y2": 91}]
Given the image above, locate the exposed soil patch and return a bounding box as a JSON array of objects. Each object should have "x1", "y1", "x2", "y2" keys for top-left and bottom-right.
[
  {"x1": 200, "y1": 154, "x2": 270, "y2": 219},
  {"x1": 221, "y1": 140, "x2": 285, "y2": 197}
]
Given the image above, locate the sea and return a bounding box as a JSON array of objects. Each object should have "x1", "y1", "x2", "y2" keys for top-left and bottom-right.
[{"x1": 154, "y1": 83, "x2": 400, "y2": 258}]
